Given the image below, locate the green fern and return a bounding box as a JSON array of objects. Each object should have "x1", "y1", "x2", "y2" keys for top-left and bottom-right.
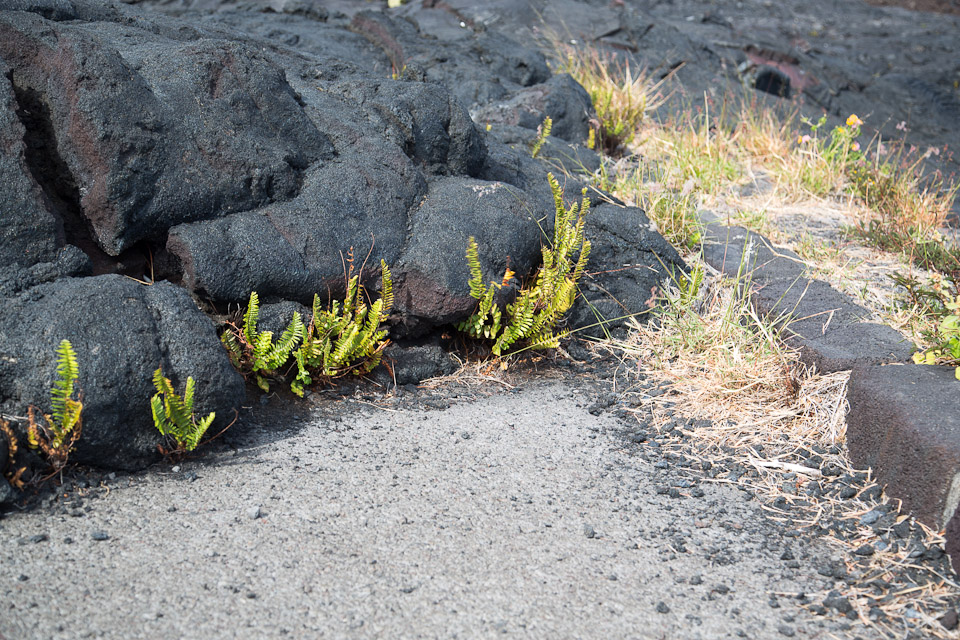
[
  {"x1": 531, "y1": 116, "x2": 553, "y2": 159},
  {"x1": 222, "y1": 291, "x2": 305, "y2": 392},
  {"x1": 292, "y1": 260, "x2": 393, "y2": 395},
  {"x1": 150, "y1": 368, "x2": 216, "y2": 454},
  {"x1": 27, "y1": 339, "x2": 83, "y2": 473},
  {"x1": 458, "y1": 174, "x2": 591, "y2": 356}
]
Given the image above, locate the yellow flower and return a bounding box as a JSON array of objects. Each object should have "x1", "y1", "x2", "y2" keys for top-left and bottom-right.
[{"x1": 846, "y1": 114, "x2": 863, "y2": 128}]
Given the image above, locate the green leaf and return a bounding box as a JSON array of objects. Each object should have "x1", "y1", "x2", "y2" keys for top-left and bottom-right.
[
  {"x1": 51, "y1": 339, "x2": 80, "y2": 431},
  {"x1": 243, "y1": 292, "x2": 260, "y2": 345}
]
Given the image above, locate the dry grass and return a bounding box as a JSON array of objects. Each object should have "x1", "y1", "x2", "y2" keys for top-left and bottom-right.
[
  {"x1": 548, "y1": 39, "x2": 669, "y2": 154},
  {"x1": 591, "y1": 159, "x2": 702, "y2": 250},
  {"x1": 598, "y1": 261, "x2": 960, "y2": 638},
  {"x1": 637, "y1": 102, "x2": 742, "y2": 195}
]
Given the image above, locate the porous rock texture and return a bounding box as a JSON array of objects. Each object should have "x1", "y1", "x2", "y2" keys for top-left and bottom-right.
[{"x1": 0, "y1": 0, "x2": 681, "y2": 479}]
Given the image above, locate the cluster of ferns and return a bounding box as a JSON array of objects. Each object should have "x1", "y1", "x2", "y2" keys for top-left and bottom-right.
[
  {"x1": 221, "y1": 260, "x2": 394, "y2": 397},
  {"x1": 457, "y1": 173, "x2": 591, "y2": 356}
]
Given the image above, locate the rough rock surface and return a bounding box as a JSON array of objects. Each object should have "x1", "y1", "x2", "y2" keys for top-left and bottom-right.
[
  {"x1": 418, "y1": 0, "x2": 960, "y2": 175},
  {"x1": 0, "y1": 276, "x2": 246, "y2": 471},
  {"x1": 0, "y1": 0, "x2": 681, "y2": 474},
  {"x1": 847, "y1": 364, "x2": 960, "y2": 566}
]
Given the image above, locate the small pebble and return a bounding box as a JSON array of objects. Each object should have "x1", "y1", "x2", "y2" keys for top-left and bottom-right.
[
  {"x1": 940, "y1": 609, "x2": 959, "y2": 630},
  {"x1": 583, "y1": 524, "x2": 597, "y2": 539},
  {"x1": 91, "y1": 531, "x2": 110, "y2": 541},
  {"x1": 655, "y1": 602, "x2": 670, "y2": 614},
  {"x1": 247, "y1": 506, "x2": 262, "y2": 520},
  {"x1": 777, "y1": 624, "x2": 795, "y2": 637},
  {"x1": 854, "y1": 544, "x2": 875, "y2": 557}
]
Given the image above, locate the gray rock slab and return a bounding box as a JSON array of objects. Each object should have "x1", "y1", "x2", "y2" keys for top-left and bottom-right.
[
  {"x1": 846, "y1": 363, "x2": 960, "y2": 571},
  {"x1": 701, "y1": 226, "x2": 913, "y2": 372},
  {"x1": 701, "y1": 223, "x2": 806, "y2": 284}
]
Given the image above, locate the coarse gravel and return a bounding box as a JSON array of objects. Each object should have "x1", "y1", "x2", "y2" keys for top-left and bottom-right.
[{"x1": 1, "y1": 377, "x2": 867, "y2": 639}]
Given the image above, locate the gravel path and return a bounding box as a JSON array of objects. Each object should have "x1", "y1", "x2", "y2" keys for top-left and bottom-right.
[{"x1": 1, "y1": 380, "x2": 862, "y2": 639}]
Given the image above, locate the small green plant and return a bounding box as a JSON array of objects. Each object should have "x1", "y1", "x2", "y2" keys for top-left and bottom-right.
[
  {"x1": 222, "y1": 291, "x2": 305, "y2": 392},
  {"x1": 530, "y1": 116, "x2": 552, "y2": 159},
  {"x1": 458, "y1": 173, "x2": 591, "y2": 356},
  {"x1": 552, "y1": 43, "x2": 667, "y2": 154},
  {"x1": 27, "y1": 339, "x2": 83, "y2": 475},
  {"x1": 677, "y1": 261, "x2": 704, "y2": 308},
  {"x1": 222, "y1": 258, "x2": 393, "y2": 396},
  {"x1": 659, "y1": 101, "x2": 740, "y2": 194},
  {"x1": 291, "y1": 260, "x2": 393, "y2": 396},
  {"x1": 150, "y1": 368, "x2": 217, "y2": 455},
  {"x1": 910, "y1": 291, "x2": 960, "y2": 379}
]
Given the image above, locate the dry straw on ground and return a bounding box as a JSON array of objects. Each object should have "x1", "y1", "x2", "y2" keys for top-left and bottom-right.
[{"x1": 598, "y1": 259, "x2": 959, "y2": 638}]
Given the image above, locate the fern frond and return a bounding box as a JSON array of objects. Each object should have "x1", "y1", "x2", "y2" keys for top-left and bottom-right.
[
  {"x1": 50, "y1": 340, "x2": 79, "y2": 429},
  {"x1": 572, "y1": 240, "x2": 591, "y2": 284},
  {"x1": 151, "y1": 394, "x2": 170, "y2": 436},
  {"x1": 379, "y1": 260, "x2": 394, "y2": 322},
  {"x1": 263, "y1": 312, "x2": 304, "y2": 370},
  {"x1": 329, "y1": 324, "x2": 361, "y2": 371},
  {"x1": 183, "y1": 377, "x2": 196, "y2": 415},
  {"x1": 458, "y1": 175, "x2": 591, "y2": 357},
  {"x1": 465, "y1": 237, "x2": 486, "y2": 300},
  {"x1": 28, "y1": 340, "x2": 83, "y2": 472},
  {"x1": 251, "y1": 332, "x2": 275, "y2": 371},
  {"x1": 525, "y1": 330, "x2": 565, "y2": 351},
  {"x1": 55, "y1": 399, "x2": 83, "y2": 448},
  {"x1": 531, "y1": 116, "x2": 552, "y2": 159},
  {"x1": 343, "y1": 275, "x2": 359, "y2": 318},
  {"x1": 494, "y1": 292, "x2": 535, "y2": 355},
  {"x1": 243, "y1": 292, "x2": 260, "y2": 345},
  {"x1": 189, "y1": 412, "x2": 216, "y2": 450},
  {"x1": 221, "y1": 331, "x2": 243, "y2": 368}
]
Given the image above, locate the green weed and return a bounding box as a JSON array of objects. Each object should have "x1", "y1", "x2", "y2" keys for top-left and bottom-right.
[
  {"x1": 150, "y1": 368, "x2": 217, "y2": 456},
  {"x1": 27, "y1": 340, "x2": 82, "y2": 475},
  {"x1": 551, "y1": 43, "x2": 666, "y2": 154},
  {"x1": 458, "y1": 174, "x2": 591, "y2": 356},
  {"x1": 292, "y1": 260, "x2": 393, "y2": 395},
  {"x1": 531, "y1": 116, "x2": 552, "y2": 159},
  {"x1": 221, "y1": 259, "x2": 393, "y2": 395}
]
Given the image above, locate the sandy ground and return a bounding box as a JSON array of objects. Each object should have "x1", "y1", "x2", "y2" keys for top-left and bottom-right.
[{"x1": 0, "y1": 378, "x2": 863, "y2": 639}]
